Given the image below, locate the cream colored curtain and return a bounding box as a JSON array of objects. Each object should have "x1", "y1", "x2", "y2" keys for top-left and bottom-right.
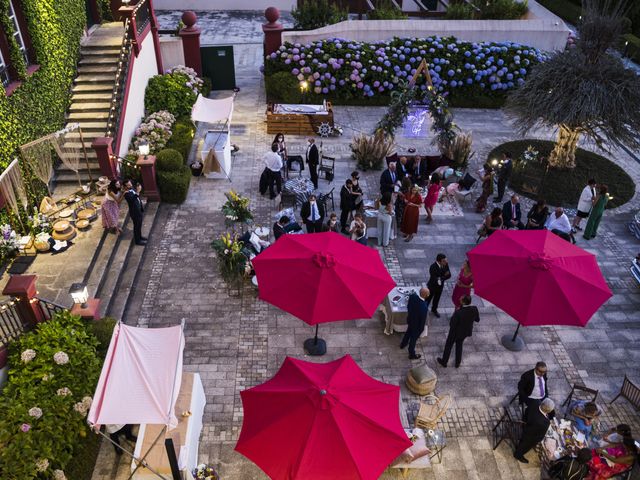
[
  {"x1": 0, "y1": 159, "x2": 28, "y2": 222},
  {"x1": 52, "y1": 123, "x2": 82, "y2": 186},
  {"x1": 20, "y1": 140, "x2": 54, "y2": 194}
]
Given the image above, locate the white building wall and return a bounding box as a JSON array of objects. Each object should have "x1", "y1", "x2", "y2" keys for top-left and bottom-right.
[
  {"x1": 159, "y1": 35, "x2": 185, "y2": 71},
  {"x1": 118, "y1": 33, "x2": 159, "y2": 157},
  {"x1": 153, "y1": 0, "x2": 295, "y2": 11}
]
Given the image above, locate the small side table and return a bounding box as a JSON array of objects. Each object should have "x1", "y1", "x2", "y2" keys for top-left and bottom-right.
[
  {"x1": 425, "y1": 429, "x2": 446, "y2": 464},
  {"x1": 70, "y1": 299, "x2": 101, "y2": 320}
]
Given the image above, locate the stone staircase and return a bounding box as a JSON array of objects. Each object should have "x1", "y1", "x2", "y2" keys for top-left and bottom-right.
[{"x1": 56, "y1": 22, "x2": 124, "y2": 185}]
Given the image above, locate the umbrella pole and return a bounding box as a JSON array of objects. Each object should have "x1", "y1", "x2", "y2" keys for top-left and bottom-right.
[
  {"x1": 304, "y1": 324, "x2": 327, "y2": 356},
  {"x1": 501, "y1": 323, "x2": 525, "y2": 352}
]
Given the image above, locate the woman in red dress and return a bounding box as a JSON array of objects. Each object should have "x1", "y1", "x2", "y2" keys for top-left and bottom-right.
[
  {"x1": 586, "y1": 436, "x2": 637, "y2": 479},
  {"x1": 423, "y1": 172, "x2": 441, "y2": 224},
  {"x1": 451, "y1": 259, "x2": 473, "y2": 310},
  {"x1": 400, "y1": 185, "x2": 422, "y2": 242}
]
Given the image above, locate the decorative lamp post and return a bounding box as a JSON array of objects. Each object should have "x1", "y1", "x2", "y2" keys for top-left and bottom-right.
[
  {"x1": 138, "y1": 140, "x2": 150, "y2": 159},
  {"x1": 69, "y1": 282, "x2": 100, "y2": 320}
]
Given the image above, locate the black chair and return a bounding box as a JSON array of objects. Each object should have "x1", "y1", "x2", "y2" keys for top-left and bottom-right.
[
  {"x1": 610, "y1": 375, "x2": 640, "y2": 410},
  {"x1": 508, "y1": 392, "x2": 526, "y2": 420},
  {"x1": 279, "y1": 191, "x2": 297, "y2": 211},
  {"x1": 492, "y1": 407, "x2": 525, "y2": 451},
  {"x1": 318, "y1": 187, "x2": 335, "y2": 212},
  {"x1": 562, "y1": 384, "x2": 599, "y2": 416},
  {"x1": 319, "y1": 155, "x2": 335, "y2": 182}
]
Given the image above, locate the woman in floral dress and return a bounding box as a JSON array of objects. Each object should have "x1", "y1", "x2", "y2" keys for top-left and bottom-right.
[{"x1": 102, "y1": 180, "x2": 123, "y2": 234}]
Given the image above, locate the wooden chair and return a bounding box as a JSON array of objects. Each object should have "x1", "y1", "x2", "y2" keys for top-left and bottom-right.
[
  {"x1": 610, "y1": 375, "x2": 640, "y2": 410},
  {"x1": 562, "y1": 384, "x2": 599, "y2": 415},
  {"x1": 415, "y1": 394, "x2": 451, "y2": 430},
  {"x1": 492, "y1": 408, "x2": 525, "y2": 451}
]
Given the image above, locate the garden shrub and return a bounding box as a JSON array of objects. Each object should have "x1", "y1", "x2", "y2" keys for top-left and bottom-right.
[
  {"x1": 128, "y1": 110, "x2": 176, "y2": 156},
  {"x1": 477, "y1": 0, "x2": 528, "y2": 20},
  {"x1": 88, "y1": 317, "x2": 117, "y2": 359},
  {"x1": 367, "y1": 0, "x2": 407, "y2": 20},
  {"x1": 445, "y1": 2, "x2": 475, "y2": 19},
  {"x1": 156, "y1": 148, "x2": 184, "y2": 171},
  {"x1": 622, "y1": 34, "x2": 640, "y2": 64},
  {"x1": 144, "y1": 66, "x2": 204, "y2": 118},
  {"x1": 265, "y1": 36, "x2": 544, "y2": 107},
  {"x1": 157, "y1": 166, "x2": 191, "y2": 204},
  {"x1": 0, "y1": 0, "x2": 86, "y2": 170},
  {"x1": 265, "y1": 71, "x2": 303, "y2": 104},
  {"x1": 536, "y1": 0, "x2": 582, "y2": 24},
  {"x1": 166, "y1": 118, "x2": 196, "y2": 161},
  {"x1": 291, "y1": 0, "x2": 348, "y2": 30},
  {"x1": 0, "y1": 311, "x2": 102, "y2": 480}
]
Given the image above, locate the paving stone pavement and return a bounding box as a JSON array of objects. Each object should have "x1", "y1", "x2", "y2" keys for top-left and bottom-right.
[{"x1": 92, "y1": 30, "x2": 640, "y2": 480}]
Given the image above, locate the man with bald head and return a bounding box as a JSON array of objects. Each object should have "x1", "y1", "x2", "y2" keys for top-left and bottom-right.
[{"x1": 399, "y1": 287, "x2": 431, "y2": 360}]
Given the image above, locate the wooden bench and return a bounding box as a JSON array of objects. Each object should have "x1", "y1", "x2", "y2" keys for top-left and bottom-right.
[{"x1": 610, "y1": 375, "x2": 640, "y2": 410}]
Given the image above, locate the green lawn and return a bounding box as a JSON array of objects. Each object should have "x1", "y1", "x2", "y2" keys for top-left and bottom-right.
[{"x1": 487, "y1": 140, "x2": 635, "y2": 208}]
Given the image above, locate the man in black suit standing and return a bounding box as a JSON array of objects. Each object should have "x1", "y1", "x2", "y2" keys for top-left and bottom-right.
[
  {"x1": 502, "y1": 194, "x2": 524, "y2": 229},
  {"x1": 437, "y1": 295, "x2": 479, "y2": 368},
  {"x1": 339, "y1": 179, "x2": 353, "y2": 234},
  {"x1": 306, "y1": 138, "x2": 319, "y2": 189},
  {"x1": 494, "y1": 151, "x2": 513, "y2": 203},
  {"x1": 397, "y1": 156, "x2": 411, "y2": 182},
  {"x1": 426, "y1": 253, "x2": 451, "y2": 318},
  {"x1": 399, "y1": 287, "x2": 431, "y2": 360},
  {"x1": 514, "y1": 398, "x2": 555, "y2": 463},
  {"x1": 300, "y1": 194, "x2": 324, "y2": 233},
  {"x1": 380, "y1": 161, "x2": 398, "y2": 195},
  {"x1": 123, "y1": 179, "x2": 146, "y2": 245},
  {"x1": 518, "y1": 362, "x2": 550, "y2": 413},
  {"x1": 413, "y1": 156, "x2": 426, "y2": 186}
]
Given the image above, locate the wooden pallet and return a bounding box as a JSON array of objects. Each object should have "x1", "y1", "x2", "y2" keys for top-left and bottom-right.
[{"x1": 266, "y1": 103, "x2": 334, "y2": 136}]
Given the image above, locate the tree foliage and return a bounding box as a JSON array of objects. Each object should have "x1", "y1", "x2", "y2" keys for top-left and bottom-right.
[{"x1": 505, "y1": 0, "x2": 640, "y2": 167}]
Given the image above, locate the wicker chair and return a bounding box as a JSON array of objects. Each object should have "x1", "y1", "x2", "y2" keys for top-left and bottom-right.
[{"x1": 415, "y1": 394, "x2": 451, "y2": 430}]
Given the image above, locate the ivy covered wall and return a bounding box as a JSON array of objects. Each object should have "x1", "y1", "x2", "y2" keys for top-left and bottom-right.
[{"x1": 0, "y1": 0, "x2": 87, "y2": 170}]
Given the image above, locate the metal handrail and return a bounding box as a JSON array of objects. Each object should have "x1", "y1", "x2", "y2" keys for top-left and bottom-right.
[
  {"x1": 104, "y1": 17, "x2": 132, "y2": 146},
  {"x1": 0, "y1": 298, "x2": 28, "y2": 348}
]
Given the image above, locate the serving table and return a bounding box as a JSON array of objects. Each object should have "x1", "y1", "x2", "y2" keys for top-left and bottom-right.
[
  {"x1": 266, "y1": 103, "x2": 334, "y2": 136},
  {"x1": 382, "y1": 286, "x2": 422, "y2": 334}
]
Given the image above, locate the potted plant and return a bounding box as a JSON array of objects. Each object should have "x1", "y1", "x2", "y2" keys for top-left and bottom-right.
[
  {"x1": 192, "y1": 464, "x2": 219, "y2": 480},
  {"x1": 190, "y1": 160, "x2": 203, "y2": 177},
  {"x1": 211, "y1": 232, "x2": 248, "y2": 286},
  {"x1": 221, "y1": 190, "x2": 254, "y2": 229}
]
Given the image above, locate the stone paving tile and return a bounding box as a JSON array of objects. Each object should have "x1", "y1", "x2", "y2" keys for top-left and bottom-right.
[{"x1": 93, "y1": 35, "x2": 640, "y2": 480}]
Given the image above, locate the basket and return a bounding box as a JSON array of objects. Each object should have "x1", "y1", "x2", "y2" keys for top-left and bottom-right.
[{"x1": 405, "y1": 365, "x2": 437, "y2": 396}]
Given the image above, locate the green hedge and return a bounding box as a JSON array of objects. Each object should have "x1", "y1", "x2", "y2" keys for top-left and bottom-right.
[
  {"x1": 536, "y1": 0, "x2": 582, "y2": 24},
  {"x1": 0, "y1": 0, "x2": 86, "y2": 170},
  {"x1": 622, "y1": 33, "x2": 640, "y2": 64},
  {"x1": 157, "y1": 166, "x2": 191, "y2": 204},
  {"x1": 0, "y1": 311, "x2": 102, "y2": 479},
  {"x1": 156, "y1": 148, "x2": 184, "y2": 171},
  {"x1": 165, "y1": 118, "x2": 196, "y2": 161}
]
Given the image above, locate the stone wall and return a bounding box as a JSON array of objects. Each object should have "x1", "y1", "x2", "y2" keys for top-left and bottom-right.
[{"x1": 281, "y1": 1, "x2": 570, "y2": 52}]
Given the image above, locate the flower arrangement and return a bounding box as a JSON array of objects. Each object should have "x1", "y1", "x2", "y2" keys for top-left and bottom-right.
[
  {"x1": 265, "y1": 36, "x2": 545, "y2": 102},
  {"x1": 350, "y1": 131, "x2": 394, "y2": 170},
  {"x1": 27, "y1": 208, "x2": 51, "y2": 236},
  {"x1": 0, "y1": 223, "x2": 18, "y2": 264},
  {"x1": 211, "y1": 232, "x2": 248, "y2": 283},
  {"x1": 221, "y1": 190, "x2": 253, "y2": 226},
  {"x1": 0, "y1": 311, "x2": 101, "y2": 479},
  {"x1": 192, "y1": 463, "x2": 220, "y2": 480},
  {"x1": 129, "y1": 110, "x2": 176, "y2": 156}
]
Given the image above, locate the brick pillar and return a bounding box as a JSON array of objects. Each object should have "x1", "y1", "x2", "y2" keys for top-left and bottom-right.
[
  {"x1": 2, "y1": 275, "x2": 46, "y2": 329},
  {"x1": 148, "y1": 0, "x2": 164, "y2": 74},
  {"x1": 137, "y1": 154, "x2": 161, "y2": 201},
  {"x1": 178, "y1": 11, "x2": 202, "y2": 76},
  {"x1": 262, "y1": 7, "x2": 284, "y2": 58},
  {"x1": 92, "y1": 137, "x2": 118, "y2": 179}
]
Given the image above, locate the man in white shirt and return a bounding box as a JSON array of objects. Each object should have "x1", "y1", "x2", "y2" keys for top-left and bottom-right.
[
  {"x1": 517, "y1": 361, "x2": 549, "y2": 413},
  {"x1": 263, "y1": 143, "x2": 283, "y2": 199},
  {"x1": 572, "y1": 178, "x2": 596, "y2": 233},
  {"x1": 545, "y1": 207, "x2": 572, "y2": 240}
]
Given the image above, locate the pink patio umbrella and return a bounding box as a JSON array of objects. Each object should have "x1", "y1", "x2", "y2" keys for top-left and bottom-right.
[
  {"x1": 467, "y1": 230, "x2": 612, "y2": 350},
  {"x1": 252, "y1": 231, "x2": 396, "y2": 355}
]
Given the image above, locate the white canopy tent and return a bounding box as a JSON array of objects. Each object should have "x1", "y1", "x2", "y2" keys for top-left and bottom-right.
[
  {"x1": 87, "y1": 321, "x2": 204, "y2": 479},
  {"x1": 191, "y1": 94, "x2": 235, "y2": 181}
]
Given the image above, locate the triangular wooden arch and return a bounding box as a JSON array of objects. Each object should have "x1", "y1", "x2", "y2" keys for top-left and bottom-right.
[{"x1": 409, "y1": 59, "x2": 433, "y2": 88}]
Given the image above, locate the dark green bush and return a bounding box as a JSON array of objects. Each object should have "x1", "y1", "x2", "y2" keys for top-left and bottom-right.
[
  {"x1": 144, "y1": 73, "x2": 198, "y2": 117},
  {"x1": 156, "y1": 148, "x2": 184, "y2": 171},
  {"x1": 536, "y1": 0, "x2": 582, "y2": 24},
  {"x1": 476, "y1": 0, "x2": 528, "y2": 19},
  {"x1": 621, "y1": 33, "x2": 640, "y2": 63},
  {"x1": 88, "y1": 317, "x2": 117, "y2": 359},
  {"x1": 157, "y1": 166, "x2": 191, "y2": 204},
  {"x1": 265, "y1": 71, "x2": 303, "y2": 104},
  {"x1": 367, "y1": 0, "x2": 407, "y2": 20},
  {"x1": 201, "y1": 77, "x2": 212, "y2": 97},
  {"x1": 166, "y1": 118, "x2": 196, "y2": 161},
  {"x1": 291, "y1": 0, "x2": 348, "y2": 30},
  {"x1": 445, "y1": 2, "x2": 475, "y2": 19}
]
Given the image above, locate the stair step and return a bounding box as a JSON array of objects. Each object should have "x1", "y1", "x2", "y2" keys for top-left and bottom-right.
[
  {"x1": 72, "y1": 83, "x2": 114, "y2": 93},
  {"x1": 99, "y1": 201, "x2": 159, "y2": 320},
  {"x1": 69, "y1": 101, "x2": 112, "y2": 112},
  {"x1": 77, "y1": 65, "x2": 117, "y2": 74},
  {"x1": 83, "y1": 36, "x2": 124, "y2": 48},
  {"x1": 71, "y1": 93, "x2": 113, "y2": 103},
  {"x1": 54, "y1": 171, "x2": 97, "y2": 184},
  {"x1": 57, "y1": 143, "x2": 98, "y2": 156},
  {"x1": 69, "y1": 121, "x2": 108, "y2": 132},
  {"x1": 79, "y1": 56, "x2": 120, "y2": 66},
  {"x1": 75, "y1": 74, "x2": 116, "y2": 84},
  {"x1": 68, "y1": 111, "x2": 110, "y2": 120},
  {"x1": 65, "y1": 131, "x2": 104, "y2": 142},
  {"x1": 80, "y1": 47, "x2": 121, "y2": 56}
]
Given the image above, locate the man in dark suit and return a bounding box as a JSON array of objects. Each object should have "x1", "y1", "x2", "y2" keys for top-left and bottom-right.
[
  {"x1": 518, "y1": 362, "x2": 549, "y2": 413},
  {"x1": 494, "y1": 151, "x2": 513, "y2": 202},
  {"x1": 502, "y1": 194, "x2": 524, "y2": 229},
  {"x1": 273, "y1": 215, "x2": 289, "y2": 240},
  {"x1": 339, "y1": 179, "x2": 353, "y2": 234},
  {"x1": 399, "y1": 288, "x2": 431, "y2": 360},
  {"x1": 413, "y1": 156, "x2": 427, "y2": 186},
  {"x1": 123, "y1": 179, "x2": 146, "y2": 245},
  {"x1": 380, "y1": 162, "x2": 398, "y2": 195},
  {"x1": 514, "y1": 398, "x2": 555, "y2": 463},
  {"x1": 426, "y1": 253, "x2": 451, "y2": 318},
  {"x1": 437, "y1": 295, "x2": 479, "y2": 368},
  {"x1": 300, "y1": 194, "x2": 324, "y2": 233},
  {"x1": 397, "y1": 156, "x2": 411, "y2": 182},
  {"x1": 306, "y1": 138, "x2": 319, "y2": 189}
]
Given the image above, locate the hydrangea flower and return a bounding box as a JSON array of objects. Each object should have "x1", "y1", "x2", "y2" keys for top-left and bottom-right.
[
  {"x1": 28, "y1": 407, "x2": 43, "y2": 419},
  {"x1": 53, "y1": 351, "x2": 69, "y2": 365},
  {"x1": 35, "y1": 459, "x2": 49, "y2": 473},
  {"x1": 21, "y1": 349, "x2": 36, "y2": 363},
  {"x1": 20, "y1": 423, "x2": 31, "y2": 432}
]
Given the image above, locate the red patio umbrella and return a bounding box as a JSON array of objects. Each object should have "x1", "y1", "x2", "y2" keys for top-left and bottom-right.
[
  {"x1": 252, "y1": 232, "x2": 396, "y2": 355},
  {"x1": 467, "y1": 230, "x2": 612, "y2": 350},
  {"x1": 235, "y1": 355, "x2": 412, "y2": 480}
]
